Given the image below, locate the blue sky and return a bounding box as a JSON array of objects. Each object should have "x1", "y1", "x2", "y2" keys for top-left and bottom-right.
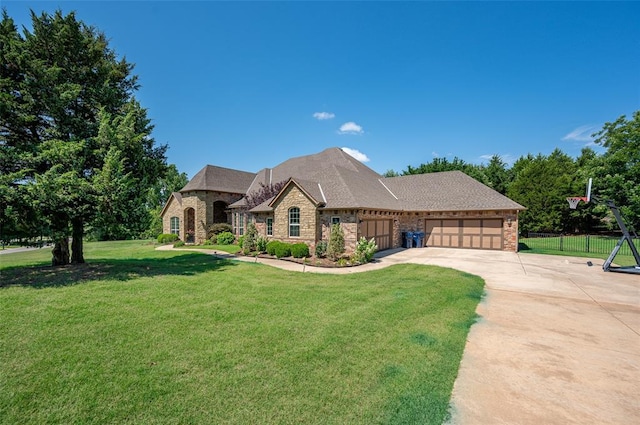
[{"x1": 4, "y1": 1, "x2": 639, "y2": 178}]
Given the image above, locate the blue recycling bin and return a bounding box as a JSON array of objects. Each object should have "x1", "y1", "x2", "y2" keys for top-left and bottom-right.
[
  {"x1": 404, "y1": 231, "x2": 414, "y2": 248},
  {"x1": 413, "y1": 232, "x2": 425, "y2": 248}
]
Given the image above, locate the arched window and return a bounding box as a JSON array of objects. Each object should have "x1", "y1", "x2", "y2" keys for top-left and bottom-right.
[
  {"x1": 289, "y1": 207, "x2": 300, "y2": 237},
  {"x1": 170, "y1": 217, "x2": 180, "y2": 236}
]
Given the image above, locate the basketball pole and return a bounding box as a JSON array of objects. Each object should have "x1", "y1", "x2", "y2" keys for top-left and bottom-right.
[{"x1": 567, "y1": 179, "x2": 640, "y2": 274}]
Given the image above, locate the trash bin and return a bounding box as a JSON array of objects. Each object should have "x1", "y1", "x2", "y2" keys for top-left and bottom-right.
[
  {"x1": 404, "y1": 231, "x2": 414, "y2": 248},
  {"x1": 413, "y1": 232, "x2": 425, "y2": 248}
]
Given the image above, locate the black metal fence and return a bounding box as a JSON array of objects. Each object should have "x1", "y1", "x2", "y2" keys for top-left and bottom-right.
[{"x1": 521, "y1": 233, "x2": 640, "y2": 256}]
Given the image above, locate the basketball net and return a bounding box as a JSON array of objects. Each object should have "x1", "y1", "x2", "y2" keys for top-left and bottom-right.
[{"x1": 567, "y1": 197, "x2": 587, "y2": 209}]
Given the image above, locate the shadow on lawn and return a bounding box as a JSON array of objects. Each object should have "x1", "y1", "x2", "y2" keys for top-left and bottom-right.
[{"x1": 0, "y1": 253, "x2": 237, "y2": 289}]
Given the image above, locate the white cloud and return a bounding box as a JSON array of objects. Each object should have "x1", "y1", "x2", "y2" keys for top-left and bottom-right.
[
  {"x1": 432, "y1": 151, "x2": 439, "y2": 157},
  {"x1": 313, "y1": 112, "x2": 335, "y2": 120},
  {"x1": 341, "y1": 147, "x2": 370, "y2": 162},
  {"x1": 338, "y1": 121, "x2": 364, "y2": 134},
  {"x1": 562, "y1": 125, "x2": 598, "y2": 142}
]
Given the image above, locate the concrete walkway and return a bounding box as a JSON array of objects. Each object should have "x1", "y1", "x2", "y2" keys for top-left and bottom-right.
[{"x1": 159, "y1": 245, "x2": 639, "y2": 424}]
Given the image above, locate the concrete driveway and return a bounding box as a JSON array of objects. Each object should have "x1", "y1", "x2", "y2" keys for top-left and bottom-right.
[{"x1": 388, "y1": 248, "x2": 639, "y2": 425}]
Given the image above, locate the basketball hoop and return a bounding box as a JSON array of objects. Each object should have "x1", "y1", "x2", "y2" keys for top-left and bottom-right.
[{"x1": 567, "y1": 197, "x2": 587, "y2": 209}]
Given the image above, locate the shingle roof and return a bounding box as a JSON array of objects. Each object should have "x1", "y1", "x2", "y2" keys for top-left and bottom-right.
[
  {"x1": 382, "y1": 171, "x2": 525, "y2": 211},
  {"x1": 178, "y1": 147, "x2": 525, "y2": 213},
  {"x1": 180, "y1": 165, "x2": 255, "y2": 194},
  {"x1": 246, "y1": 147, "x2": 398, "y2": 209}
]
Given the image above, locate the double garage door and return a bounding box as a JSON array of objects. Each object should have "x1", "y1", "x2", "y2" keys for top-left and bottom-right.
[
  {"x1": 360, "y1": 219, "x2": 392, "y2": 251},
  {"x1": 425, "y1": 219, "x2": 503, "y2": 250}
]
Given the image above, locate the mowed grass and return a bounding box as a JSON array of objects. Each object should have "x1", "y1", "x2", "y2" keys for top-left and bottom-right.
[{"x1": 0, "y1": 241, "x2": 484, "y2": 425}]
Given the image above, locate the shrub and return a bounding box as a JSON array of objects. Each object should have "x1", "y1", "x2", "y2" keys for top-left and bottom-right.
[
  {"x1": 266, "y1": 240, "x2": 281, "y2": 256},
  {"x1": 207, "y1": 223, "x2": 233, "y2": 239},
  {"x1": 157, "y1": 233, "x2": 179, "y2": 244},
  {"x1": 315, "y1": 240, "x2": 327, "y2": 258},
  {"x1": 291, "y1": 243, "x2": 310, "y2": 258},
  {"x1": 242, "y1": 223, "x2": 258, "y2": 254},
  {"x1": 173, "y1": 240, "x2": 185, "y2": 248},
  {"x1": 353, "y1": 237, "x2": 378, "y2": 263},
  {"x1": 217, "y1": 231, "x2": 235, "y2": 245},
  {"x1": 256, "y1": 236, "x2": 269, "y2": 253},
  {"x1": 237, "y1": 235, "x2": 245, "y2": 249},
  {"x1": 209, "y1": 234, "x2": 217, "y2": 244},
  {"x1": 202, "y1": 239, "x2": 213, "y2": 246},
  {"x1": 327, "y1": 224, "x2": 345, "y2": 260},
  {"x1": 275, "y1": 243, "x2": 292, "y2": 259}
]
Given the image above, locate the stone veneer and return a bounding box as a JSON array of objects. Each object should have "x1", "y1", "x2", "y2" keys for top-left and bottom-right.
[
  {"x1": 161, "y1": 196, "x2": 183, "y2": 238},
  {"x1": 165, "y1": 190, "x2": 520, "y2": 252},
  {"x1": 272, "y1": 185, "x2": 318, "y2": 247},
  {"x1": 318, "y1": 210, "x2": 359, "y2": 252},
  {"x1": 162, "y1": 191, "x2": 244, "y2": 244}
]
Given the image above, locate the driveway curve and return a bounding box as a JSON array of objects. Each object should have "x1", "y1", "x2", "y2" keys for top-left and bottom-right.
[{"x1": 159, "y1": 245, "x2": 639, "y2": 424}]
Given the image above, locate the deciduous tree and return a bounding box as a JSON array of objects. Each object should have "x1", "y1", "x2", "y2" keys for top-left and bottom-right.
[{"x1": 592, "y1": 111, "x2": 640, "y2": 231}]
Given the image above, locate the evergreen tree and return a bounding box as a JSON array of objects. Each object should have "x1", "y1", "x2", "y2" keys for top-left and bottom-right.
[
  {"x1": 0, "y1": 10, "x2": 167, "y2": 264},
  {"x1": 507, "y1": 149, "x2": 579, "y2": 234},
  {"x1": 327, "y1": 223, "x2": 345, "y2": 260}
]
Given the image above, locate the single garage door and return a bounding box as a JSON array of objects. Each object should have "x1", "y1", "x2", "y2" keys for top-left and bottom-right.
[
  {"x1": 425, "y1": 219, "x2": 503, "y2": 250},
  {"x1": 360, "y1": 219, "x2": 392, "y2": 250}
]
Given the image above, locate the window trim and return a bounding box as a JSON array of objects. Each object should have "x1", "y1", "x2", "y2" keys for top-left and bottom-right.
[
  {"x1": 266, "y1": 217, "x2": 273, "y2": 236},
  {"x1": 170, "y1": 216, "x2": 180, "y2": 236},
  {"x1": 289, "y1": 207, "x2": 300, "y2": 237}
]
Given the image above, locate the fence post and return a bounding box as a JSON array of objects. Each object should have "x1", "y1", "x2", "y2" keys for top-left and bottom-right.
[
  {"x1": 585, "y1": 235, "x2": 590, "y2": 253},
  {"x1": 560, "y1": 234, "x2": 563, "y2": 251}
]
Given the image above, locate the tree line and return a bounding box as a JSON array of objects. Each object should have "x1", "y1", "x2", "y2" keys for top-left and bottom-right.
[
  {"x1": 0, "y1": 9, "x2": 187, "y2": 264},
  {"x1": 384, "y1": 111, "x2": 640, "y2": 236}
]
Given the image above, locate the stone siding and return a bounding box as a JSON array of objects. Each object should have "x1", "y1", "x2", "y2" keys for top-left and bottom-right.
[
  {"x1": 162, "y1": 191, "x2": 244, "y2": 243},
  {"x1": 318, "y1": 210, "x2": 358, "y2": 252},
  {"x1": 162, "y1": 195, "x2": 183, "y2": 237},
  {"x1": 164, "y1": 192, "x2": 520, "y2": 252},
  {"x1": 272, "y1": 185, "x2": 317, "y2": 247}
]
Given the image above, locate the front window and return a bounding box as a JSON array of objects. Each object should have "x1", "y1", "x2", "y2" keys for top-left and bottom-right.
[
  {"x1": 238, "y1": 213, "x2": 244, "y2": 236},
  {"x1": 266, "y1": 217, "x2": 273, "y2": 236},
  {"x1": 170, "y1": 217, "x2": 180, "y2": 236},
  {"x1": 289, "y1": 207, "x2": 300, "y2": 237},
  {"x1": 331, "y1": 216, "x2": 340, "y2": 225}
]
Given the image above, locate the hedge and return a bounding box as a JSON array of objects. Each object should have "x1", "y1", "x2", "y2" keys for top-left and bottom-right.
[
  {"x1": 158, "y1": 233, "x2": 179, "y2": 244},
  {"x1": 291, "y1": 243, "x2": 309, "y2": 258}
]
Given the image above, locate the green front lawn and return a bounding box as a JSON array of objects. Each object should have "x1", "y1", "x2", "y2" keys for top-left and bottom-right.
[{"x1": 1, "y1": 241, "x2": 483, "y2": 425}]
